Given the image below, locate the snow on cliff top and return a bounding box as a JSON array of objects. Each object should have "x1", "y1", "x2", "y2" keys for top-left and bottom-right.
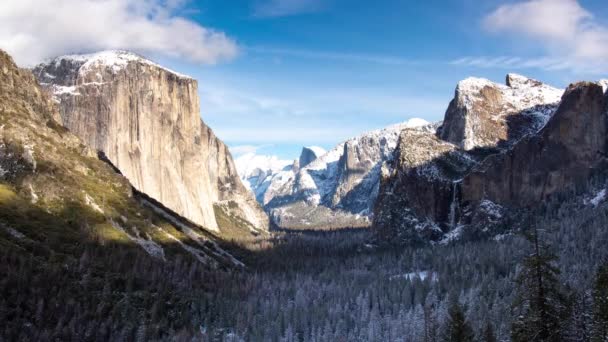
[
  {"x1": 600, "y1": 79, "x2": 608, "y2": 94},
  {"x1": 456, "y1": 74, "x2": 563, "y2": 113},
  {"x1": 50, "y1": 50, "x2": 193, "y2": 79},
  {"x1": 305, "y1": 118, "x2": 431, "y2": 172}
]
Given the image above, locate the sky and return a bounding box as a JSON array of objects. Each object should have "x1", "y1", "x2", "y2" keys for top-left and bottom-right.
[{"x1": 1, "y1": 0, "x2": 608, "y2": 160}]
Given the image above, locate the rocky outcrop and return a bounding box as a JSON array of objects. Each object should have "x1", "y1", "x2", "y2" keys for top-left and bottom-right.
[
  {"x1": 437, "y1": 74, "x2": 562, "y2": 150},
  {"x1": 461, "y1": 82, "x2": 608, "y2": 208},
  {"x1": 374, "y1": 75, "x2": 608, "y2": 245},
  {"x1": 373, "y1": 74, "x2": 568, "y2": 244},
  {"x1": 33, "y1": 51, "x2": 267, "y2": 234},
  {"x1": 373, "y1": 128, "x2": 477, "y2": 243},
  {"x1": 299, "y1": 146, "x2": 325, "y2": 168}
]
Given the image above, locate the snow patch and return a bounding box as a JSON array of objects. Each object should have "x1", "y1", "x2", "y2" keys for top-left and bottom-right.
[
  {"x1": 84, "y1": 192, "x2": 104, "y2": 214},
  {"x1": 22, "y1": 144, "x2": 36, "y2": 171},
  {"x1": 404, "y1": 117, "x2": 430, "y2": 128},
  {"x1": 478, "y1": 199, "x2": 504, "y2": 221},
  {"x1": 158, "y1": 226, "x2": 218, "y2": 267},
  {"x1": 4, "y1": 226, "x2": 26, "y2": 239},
  {"x1": 110, "y1": 220, "x2": 165, "y2": 260},
  {"x1": 440, "y1": 225, "x2": 463, "y2": 245},
  {"x1": 600, "y1": 80, "x2": 608, "y2": 94},
  {"x1": 29, "y1": 184, "x2": 38, "y2": 204},
  {"x1": 51, "y1": 84, "x2": 80, "y2": 96},
  {"x1": 389, "y1": 271, "x2": 438, "y2": 282},
  {"x1": 587, "y1": 189, "x2": 606, "y2": 207},
  {"x1": 180, "y1": 225, "x2": 245, "y2": 268},
  {"x1": 52, "y1": 50, "x2": 193, "y2": 79}
]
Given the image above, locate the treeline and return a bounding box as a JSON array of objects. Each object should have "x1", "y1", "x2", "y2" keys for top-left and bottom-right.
[
  {"x1": 2, "y1": 187, "x2": 608, "y2": 341},
  {"x1": 431, "y1": 227, "x2": 608, "y2": 342}
]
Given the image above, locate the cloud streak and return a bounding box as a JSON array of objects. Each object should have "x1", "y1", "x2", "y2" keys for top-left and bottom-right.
[
  {"x1": 482, "y1": 0, "x2": 608, "y2": 73},
  {"x1": 252, "y1": 0, "x2": 324, "y2": 18},
  {"x1": 450, "y1": 56, "x2": 576, "y2": 72},
  {"x1": 0, "y1": 0, "x2": 238, "y2": 66},
  {"x1": 248, "y1": 46, "x2": 424, "y2": 66}
]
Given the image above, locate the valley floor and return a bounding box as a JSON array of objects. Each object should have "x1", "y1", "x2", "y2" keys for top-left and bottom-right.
[
  {"x1": 3, "y1": 193, "x2": 608, "y2": 341},
  {"x1": 196, "y1": 195, "x2": 608, "y2": 341}
]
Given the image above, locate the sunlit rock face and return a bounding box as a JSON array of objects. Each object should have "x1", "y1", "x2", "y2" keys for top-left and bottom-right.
[
  {"x1": 375, "y1": 74, "x2": 608, "y2": 245},
  {"x1": 461, "y1": 82, "x2": 608, "y2": 207},
  {"x1": 34, "y1": 51, "x2": 267, "y2": 234},
  {"x1": 438, "y1": 73, "x2": 562, "y2": 150}
]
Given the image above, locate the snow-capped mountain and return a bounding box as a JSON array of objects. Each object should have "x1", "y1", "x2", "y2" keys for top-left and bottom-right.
[
  {"x1": 258, "y1": 118, "x2": 433, "y2": 229},
  {"x1": 33, "y1": 50, "x2": 269, "y2": 235},
  {"x1": 372, "y1": 74, "x2": 608, "y2": 245},
  {"x1": 438, "y1": 73, "x2": 563, "y2": 150},
  {"x1": 234, "y1": 153, "x2": 292, "y2": 202}
]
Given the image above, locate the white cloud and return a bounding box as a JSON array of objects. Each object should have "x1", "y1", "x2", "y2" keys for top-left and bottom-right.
[
  {"x1": 450, "y1": 56, "x2": 576, "y2": 71},
  {"x1": 229, "y1": 144, "x2": 271, "y2": 157},
  {"x1": 0, "y1": 0, "x2": 238, "y2": 66},
  {"x1": 253, "y1": 0, "x2": 324, "y2": 18},
  {"x1": 483, "y1": 0, "x2": 608, "y2": 73}
]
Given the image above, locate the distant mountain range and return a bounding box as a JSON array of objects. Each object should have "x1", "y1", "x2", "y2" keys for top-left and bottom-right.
[
  {"x1": 235, "y1": 118, "x2": 432, "y2": 229},
  {"x1": 234, "y1": 72, "x2": 608, "y2": 246}
]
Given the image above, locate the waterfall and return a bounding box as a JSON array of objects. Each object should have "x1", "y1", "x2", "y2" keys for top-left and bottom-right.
[{"x1": 448, "y1": 181, "x2": 459, "y2": 229}]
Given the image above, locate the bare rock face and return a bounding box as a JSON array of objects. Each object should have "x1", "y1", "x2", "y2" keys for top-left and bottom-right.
[
  {"x1": 33, "y1": 51, "x2": 267, "y2": 234},
  {"x1": 0, "y1": 49, "x2": 243, "y2": 268},
  {"x1": 461, "y1": 82, "x2": 608, "y2": 207},
  {"x1": 299, "y1": 146, "x2": 325, "y2": 168},
  {"x1": 374, "y1": 75, "x2": 608, "y2": 245},
  {"x1": 437, "y1": 74, "x2": 562, "y2": 150},
  {"x1": 373, "y1": 128, "x2": 477, "y2": 244}
]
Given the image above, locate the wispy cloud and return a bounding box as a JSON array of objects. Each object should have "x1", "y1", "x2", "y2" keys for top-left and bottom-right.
[
  {"x1": 248, "y1": 46, "x2": 424, "y2": 66},
  {"x1": 481, "y1": 0, "x2": 608, "y2": 74},
  {"x1": 449, "y1": 56, "x2": 578, "y2": 72},
  {"x1": 0, "y1": 0, "x2": 238, "y2": 66},
  {"x1": 229, "y1": 144, "x2": 272, "y2": 157},
  {"x1": 200, "y1": 82, "x2": 447, "y2": 146},
  {"x1": 252, "y1": 0, "x2": 325, "y2": 18}
]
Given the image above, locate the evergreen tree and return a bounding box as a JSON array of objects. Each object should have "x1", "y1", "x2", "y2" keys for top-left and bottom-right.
[
  {"x1": 442, "y1": 298, "x2": 474, "y2": 342},
  {"x1": 592, "y1": 262, "x2": 608, "y2": 342},
  {"x1": 565, "y1": 290, "x2": 592, "y2": 342},
  {"x1": 511, "y1": 227, "x2": 567, "y2": 342},
  {"x1": 481, "y1": 321, "x2": 497, "y2": 342}
]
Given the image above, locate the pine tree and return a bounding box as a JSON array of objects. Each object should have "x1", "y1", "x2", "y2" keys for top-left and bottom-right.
[
  {"x1": 511, "y1": 226, "x2": 567, "y2": 342},
  {"x1": 566, "y1": 290, "x2": 592, "y2": 342},
  {"x1": 442, "y1": 298, "x2": 474, "y2": 342},
  {"x1": 592, "y1": 262, "x2": 608, "y2": 342},
  {"x1": 481, "y1": 321, "x2": 497, "y2": 342}
]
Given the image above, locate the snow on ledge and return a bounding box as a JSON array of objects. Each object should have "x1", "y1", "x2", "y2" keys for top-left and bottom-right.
[{"x1": 53, "y1": 50, "x2": 193, "y2": 79}]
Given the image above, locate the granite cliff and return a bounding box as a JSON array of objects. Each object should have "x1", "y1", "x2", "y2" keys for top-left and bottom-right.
[
  {"x1": 371, "y1": 74, "x2": 599, "y2": 244},
  {"x1": 33, "y1": 51, "x2": 267, "y2": 235},
  {"x1": 0, "y1": 49, "x2": 242, "y2": 267}
]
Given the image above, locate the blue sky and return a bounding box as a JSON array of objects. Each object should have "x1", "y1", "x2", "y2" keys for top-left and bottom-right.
[
  {"x1": 3, "y1": 0, "x2": 608, "y2": 160},
  {"x1": 155, "y1": 0, "x2": 608, "y2": 160}
]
